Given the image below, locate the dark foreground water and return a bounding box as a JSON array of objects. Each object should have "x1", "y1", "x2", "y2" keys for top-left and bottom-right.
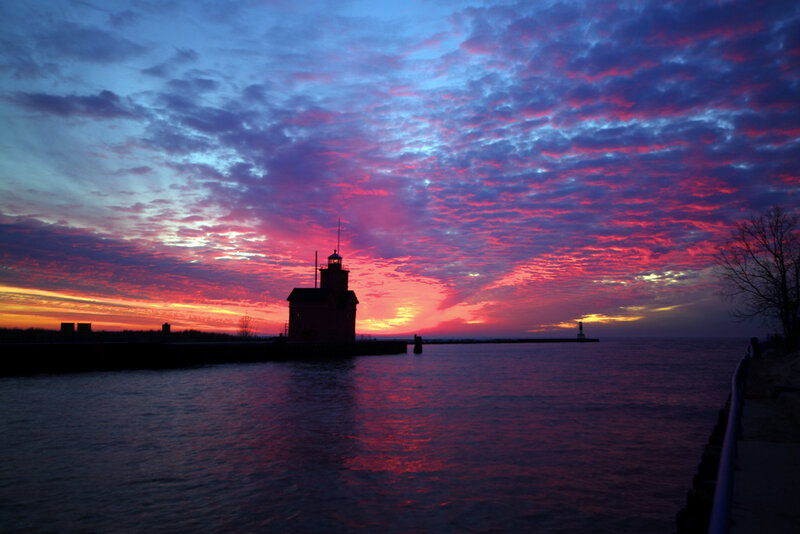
[{"x1": 0, "y1": 339, "x2": 745, "y2": 533}]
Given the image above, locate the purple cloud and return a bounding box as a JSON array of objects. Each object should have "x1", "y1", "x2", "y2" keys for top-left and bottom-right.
[
  {"x1": 10, "y1": 90, "x2": 139, "y2": 119},
  {"x1": 37, "y1": 22, "x2": 145, "y2": 63},
  {"x1": 0, "y1": 0, "x2": 798, "y2": 336}
]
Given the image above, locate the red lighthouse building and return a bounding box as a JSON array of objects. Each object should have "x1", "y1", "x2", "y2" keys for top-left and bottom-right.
[{"x1": 286, "y1": 250, "x2": 358, "y2": 341}]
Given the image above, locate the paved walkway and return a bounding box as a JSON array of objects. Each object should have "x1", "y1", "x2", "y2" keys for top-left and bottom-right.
[{"x1": 730, "y1": 349, "x2": 800, "y2": 533}]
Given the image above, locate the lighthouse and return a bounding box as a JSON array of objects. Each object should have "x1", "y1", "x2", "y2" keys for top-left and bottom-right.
[{"x1": 286, "y1": 249, "x2": 359, "y2": 341}]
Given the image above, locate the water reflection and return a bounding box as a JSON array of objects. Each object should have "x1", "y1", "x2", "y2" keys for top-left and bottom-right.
[
  {"x1": 283, "y1": 360, "x2": 357, "y2": 465},
  {"x1": 235, "y1": 359, "x2": 361, "y2": 531},
  {"x1": 0, "y1": 341, "x2": 746, "y2": 533},
  {"x1": 346, "y1": 361, "x2": 447, "y2": 476}
]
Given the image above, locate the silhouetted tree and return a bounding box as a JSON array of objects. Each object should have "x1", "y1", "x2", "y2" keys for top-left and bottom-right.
[
  {"x1": 716, "y1": 206, "x2": 800, "y2": 351},
  {"x1": 238, "y1": 314, "x2": 254, "y2": 338}
]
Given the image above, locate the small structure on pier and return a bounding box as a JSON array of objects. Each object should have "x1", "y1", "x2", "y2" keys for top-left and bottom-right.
[
  {"x1": 286, "y1": 249, "x2": 358, "y2": 342},
  {"x1": 577, "y1": 321, "x2": 586, "y2": 340}
]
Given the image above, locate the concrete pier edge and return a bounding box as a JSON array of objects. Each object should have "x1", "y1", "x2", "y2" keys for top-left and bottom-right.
[
  {"x1": 677, "y1": 337, "x2": 800, "y2": 534},
  {"x1": 0, "y1": 339, "x2": 408, "y2": 376},
  {"x1": 676, "y1": 339, "x2": 752, "y2": 534}
]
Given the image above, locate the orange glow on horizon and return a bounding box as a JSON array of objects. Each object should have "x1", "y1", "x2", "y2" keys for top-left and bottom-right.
[
  {"x1": 350, "y1": 256, "x2": 488, "y2": 335},
  {"x1": 0, "y1": 269, "x2": 488, "y2": 337},
  {"x1": 0, "y1": 285, "x2": 286, "y2": 335},
  {"x1": 0, "y1": 250, "x2": 701, "y2": 338}
]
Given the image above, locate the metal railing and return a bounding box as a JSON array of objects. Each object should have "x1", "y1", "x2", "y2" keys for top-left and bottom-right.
[{"x1": 708, "y1": 342, "x2": 751, "y2": 534}]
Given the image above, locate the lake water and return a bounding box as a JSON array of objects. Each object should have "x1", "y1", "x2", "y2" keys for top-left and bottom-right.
[{"x1": 0, "y1": 339, "x2": 745, "y2": 533}]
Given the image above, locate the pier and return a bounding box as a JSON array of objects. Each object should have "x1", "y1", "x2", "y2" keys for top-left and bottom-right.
[
  {"x1": 727, "y1": 345, "x2": 800, "y2": 533},
  {"x1": 0, "y1": 339, "x2": 408, "y2": 376},
  {"x1": 679, "y1": 340, "x2": 800, "y2": 533},
  {"x1": 0, "y1": 331, "x2": 600, "y2": 376},
  {"x1": 415, "y1": 337, "x2": 599, "y2": 344}
]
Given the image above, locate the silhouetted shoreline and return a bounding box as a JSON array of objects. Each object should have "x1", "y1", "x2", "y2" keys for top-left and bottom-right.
[
  {"x1": 0, "y1": 328, "x2": 248, "y2": 344},
  {"x1": 0, "y1": 339, "x2": 407, "y2": 376},
  {"x1": 0, "y1": 329, "x2": 598, "y2": 376},
  {"x1": 0, "y1": 328, "x2": 408, "y2": 375}
]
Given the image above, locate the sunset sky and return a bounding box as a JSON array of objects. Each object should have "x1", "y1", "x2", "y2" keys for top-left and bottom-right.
[{"x1": 1, "y1": 0, "x2": 798, "y2": 338}]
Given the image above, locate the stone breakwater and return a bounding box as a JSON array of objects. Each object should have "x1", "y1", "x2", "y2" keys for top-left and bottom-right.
[{"x1": 0, "y1": 340, "x2": 408, "y2": 376}]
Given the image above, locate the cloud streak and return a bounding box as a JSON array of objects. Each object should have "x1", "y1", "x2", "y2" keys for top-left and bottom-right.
[{"x1": 0, "y1": 0, "x2": 797, "y2": 336}]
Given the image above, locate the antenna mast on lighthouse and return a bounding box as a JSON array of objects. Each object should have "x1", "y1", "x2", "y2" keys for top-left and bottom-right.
[{"x1": 337, "y1": 217, "x2": 341, "y2": 255}]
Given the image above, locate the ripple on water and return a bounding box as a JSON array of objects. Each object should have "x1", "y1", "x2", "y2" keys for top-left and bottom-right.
[{"x1": 0, "y1": 339, "x2": 745, "y2": 532}]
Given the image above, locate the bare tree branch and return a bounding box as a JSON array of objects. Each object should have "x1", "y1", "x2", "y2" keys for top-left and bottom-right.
[
  {"x1": 238, "y1": 314, "x2": 254, "y2": 338},
  {"x1": 714, "y1": 206, "x2": 800, "y2": 350}
]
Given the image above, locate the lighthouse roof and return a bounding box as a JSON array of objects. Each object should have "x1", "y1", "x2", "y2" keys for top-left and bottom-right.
[
  {"x1": 328, "y1": 250, "x2": 342, "y2": 260},
  {"x1": 287, "y1": 287, "x2": 358, "y2": 306}
]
